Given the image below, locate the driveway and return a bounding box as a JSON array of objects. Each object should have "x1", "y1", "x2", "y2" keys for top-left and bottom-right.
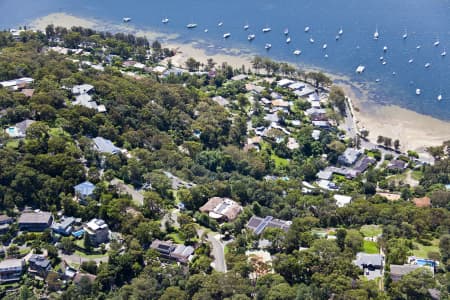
[{"x1": 110, "y1": 178, "x2": 144, "y2": 206}]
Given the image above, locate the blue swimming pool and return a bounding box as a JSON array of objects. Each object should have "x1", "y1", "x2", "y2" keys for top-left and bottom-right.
[
  {"x1": 416, "y1": 259, "x2": 436, "y2": 267},
  {"x1": 72, "y1": 229, "x2": 85, "y2": 238}
]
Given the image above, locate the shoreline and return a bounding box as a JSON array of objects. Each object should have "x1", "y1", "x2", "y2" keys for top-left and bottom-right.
[{"x1": 28, "y1": 12, "x2": 450, "y2": 155}]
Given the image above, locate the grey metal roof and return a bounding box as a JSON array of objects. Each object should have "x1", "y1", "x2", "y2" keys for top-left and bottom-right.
[{"x1": 93, "y1": 137, "x2": 120, "y2": 154}]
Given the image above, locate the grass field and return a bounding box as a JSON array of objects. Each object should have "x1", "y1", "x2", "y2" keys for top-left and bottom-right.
[
  {"x1": 363, "y1": 240, "x2": 379, "y2": 254},
  {"x1": 412, "y1": 239, "x2": 440, "y2": 258},
  {"x1": 360, "y1": 225, "x2": 382, "y2": 237}
]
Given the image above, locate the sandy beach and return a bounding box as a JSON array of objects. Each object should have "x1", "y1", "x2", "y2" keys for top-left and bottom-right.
[{"x1": 29, "y1": 13, "x2": 450, "y2": 154}]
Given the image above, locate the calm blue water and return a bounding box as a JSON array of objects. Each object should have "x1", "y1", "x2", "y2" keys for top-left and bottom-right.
[{"x1": 1, "y1": 0, "x2": 450, "y2": 119}]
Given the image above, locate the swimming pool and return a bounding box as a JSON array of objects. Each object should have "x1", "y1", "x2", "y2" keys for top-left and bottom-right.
[{"x1": 415, "y1": 259, "x2": 436, "y2": 267}]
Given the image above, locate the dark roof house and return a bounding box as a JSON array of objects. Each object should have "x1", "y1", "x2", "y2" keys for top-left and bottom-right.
[
  {"x1": 389, "y1": 264, "x2": 434, "y2": 282},
  {"x1": 18, "y1": 211, "x2": 53, "y2": 232},
  {"x1": 28, "y1": 255, "x2": 51, "y2": 278},
  {"x1": 246, "y1": 216, "x2": 292, "y2": 235},
  {"x1": 150, "y1": 239, "x2": 194, "y2": 264}
]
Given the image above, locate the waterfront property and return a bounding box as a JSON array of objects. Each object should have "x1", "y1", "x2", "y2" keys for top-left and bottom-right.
[
  {"x1": 338, "y1": 148, "x2": 363, "y2": 166},
  {"x1": 18, "y1": 211, "x2": 53, "y2": 232}
]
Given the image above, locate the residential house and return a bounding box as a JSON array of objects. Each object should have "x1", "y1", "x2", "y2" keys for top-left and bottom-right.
[
  {"x1": 199, "y1": 197, "x2": 243, "y2": 222},
  {"x1": 317, "y1": 169, "x2": 333, "y2": 180},
  {"x1": 18, "y1": 211, "x2": 53, "y2": 231},
  {"x1": 338, "y1": 148, "x2": 363, "y2": 166},
  {"x1": 0, "y1": 215, "x2": 13, "y2": 234},
  {"x1": 245, "y1": 83, "x2": 265, "y2": 94},
  {"x1": 21, "y1": 89, "x2": 35, "y2": 98},
  {"x1": 334, "y1": 195, "x2": 352, "y2": 207},
  {"x1": 312, "y1": 129, "x2": 321, "y2": 141},
  {"x1": 353, "y1": 156, "x2": 376, "y2": 174},
  {"x1": 83, "y1": 218, "x2": 109, "y2": 246},
  {"x1": 353, "y1": 253, "x2": 384, "y2": 280},
  {"x1": 312, "y1": 120, "x2": 330, "y2": 128},
  {"x1": 270, "y1": 92, "x2": 282, "y2": 99},
  {"x1": 288, "y1": 82, "x2": 305, "y2": 90},
  {"x1": 271, "y1": 99, "x2": 290, "y2": 112},
  {"x1": 244, "y1": 136, "x2": 262, "y2": 152},
  {"x1": 92, "y1": 137, "x2": 121, "y2": 154},
  {"x1": 5, "y1": 119, "x2": 35, "y2": 138},
  {"x1": 150, "y1": 239, "x2": 194, "y2": 264},
  {"x1": 277, "y1": 79, "x2": 294, "y2": 87},
  {"x1": 231, "y1": 74, "x2": 248, "y2": 81},
  {"x1": 28, "y1": 255, "x2": 51, "y2": 278},
  {"x1": 212, "y1": 96, "x2": 229, "y2": 106},
  {"x1": 0, "y1": 77, "x2": 34, "y2": 91},
  {"x1": 305, "y1": 108, "x2": 327, "y2": 120},
  {"x1": 389, "y1": 264, "x2": 433, "y2": 282},
  {"x1": 0, "y1": 259, "x2": 24, "y2": 283},
  {"x1": 71, "y1": 84, "x2": 94, "y2": 95},
  {"x1": 74, "y1": 181, "x2": 96, "y2": 204},
  {"x1": 387, "y1": 159, "x2": 407, "y2": 171},
  {"x1": 413, "y1": 196, "x2": 431, "y2": 208},
  {"x1": 246, "y1": 216, "x2": 291, "y2": 235},
  {"x1": 287, "y1": 137, "x2": 299, "y2": 150},
  {"x1": 51, "y1": 216, "x2": 78, "y2": 236}
]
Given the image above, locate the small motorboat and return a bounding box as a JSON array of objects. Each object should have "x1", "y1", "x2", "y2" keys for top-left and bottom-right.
[
  {"x1": 416, "y1": 45, "x2": 422, "y2": 50},
  {"x1": 375, "y1": 78, "x2": 380, "y2": 83},
  {"x1": 425, "y1": 63, "x2": 431, "y2": 68},
  {"x1": 284, "y1": 28, "x2": 289, "y2": 35},
  {"x1": 382, "y1": 61, "x2": 387, "y2": 65},
  {"x1": 286, "y1": 37, "x2": 291, "y2": 43},
  {"x1": 408, "y1": 58, "x2": 414, "y2": 64},
  {"x1": 293, "y1": 49, "x2": 302, "y2": 55},
  {"x1": 379, "y1": 56, "x2": 384, "y2": 61},
  {"x1": 304, "y1": 26, "x2": 310, "y2": 33},
  {"x1": 416, "y1": 88, "x2": 421, "y2": 95},
  {"x1": 309, "y1": 38, "x2": 315, "y2": 43},
  {"x1": 323, "y1": 43, "x2": 328, "y2": 49},
  {"x1": 218, "y1": 22, "x2": 223, "y2": 27},
  {"x1": 204, "y1": 29, "x2": 208, "y2": 33},
  {"x1": 247, "y1": 34, "x2": 255, "y2": 41},
  {"x1": 402, "y1": 29, "x2": 408, "y2": 40},
  {"x1": 265, "y1": 43, "x2": 272, "y2": 50},
  {"x1": 324, "y1": 54, "x2": 329, "y2": 58},
  {"x1": 123, "y1": 17, "x2": 132, "y2": 23},
  {"x1": 383, "y1": 46, "x2": 388, "y2": 52},
  {"x1": 262, "y1": 27, "x2": 271, "y2": 33},
  {"x1": 373, "y1": 27, "x2": 379, "y2": 40},
  {"x1": 162, "y1": 18, "x2": 169, "y2": 24},
  {"x1": 244, "y1": 24, "x2": 249, "y2": 30},
  {"x1": 392, "y1": 72, "x2": 396, "y2": 76},
  {"x1": 186, "y1": 23, "x2": 197, "y2": 29},
  {"x1": 223, "y1": 33, "x2": 231, "y2": 39},
  {"x1": 336, "y1": 35, "x2": 340, "y2": 41},
  {"x1": 437, "y1": 94, "x2": 443, "y2": 101},
  {"x1": 338, "y1": 27, "x2": 344, "y2": 35},
  {"x1": 441, "y1": 50, "x2": 447, "y2": 57},
  {"x1": 434, "y1": 39, "x2": 440, "y2": 47}
]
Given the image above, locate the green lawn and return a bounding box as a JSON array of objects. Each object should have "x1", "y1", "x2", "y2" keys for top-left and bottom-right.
[
  {"x1": 411, "y1": 170, "x2": 423, "y2": 181},
  {"x1": 74, "y1": 250, "x2": 108, "y2": 259},
  {"x1": 360, "y1": 225, "x2": 382, "y2": 237},
  {"x1": 412, "y1": 239, "x2": 440, "y2": 258},
  {"x1": 6, "y1": 140, "x2": 19, "y2": 149},
  {"x1": 167, "y1": 232, "x2": 184, "y2": 244},
  {"x1": 363, "y1": 241, "x2": 379, "y2": 254},
  {"x1": 271, "y1": 153, "x2": 289, "y2": 168}
]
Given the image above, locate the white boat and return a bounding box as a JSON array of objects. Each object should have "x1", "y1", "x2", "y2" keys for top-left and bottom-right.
[
  {"x1": 223, "y1": 33, "x2": 231, "y2": 39},
  {"x1": 416, "y1": 88, "x2": 421, "y2": 95},
  {"x1": 338, "y1": 27, "x2": 344, "y2": 35},
  {"x1": 383, "y1": 46, "x2": 388, "y2": 52},
  {"x1": 218, "y1": 22, "x2": 223, "y2": 27},
  {"x1": 336, "y1": 35, "x2": 340, "y2": 41},
  {"x1": 265, "y1": 43, "x2": 272, "y2": 50},
  {"x1": 382, "y1": 61, "x2": 387, "y2": 65},
  {"x1": 244, "y1": 24, "x2": 249, "y2": 30},
  {"x1": 425, "y1": 63, "x2": 431, "y2": 68},
  {"x1": 262, "y1": 27, "x2": 271, "y2": 33},
  {"x1": 322, "y1": 43, "x2": 327, "y2": 49},
  {"x1": 408, "y1": 58, "x2": 414, "y2": 64},
  {"x1": 441, "y1": 50, "x2": 447, "y2": 57},
  {"x1": 293, "y1": 49, "x2": 302, "y2": 55},
  {"x1": 204, "y1": 29, "x2": 208, "y2": 33},
  {"x1": 392, "y1": 72, "x2": 396, "y2": 76},
  {"x1": 324, "y1": 54, "x2": 329, "y2": 58},
  {"x1": 434, "y1": 39, "x2": 440, "y2": 47},
  {"x1": 162, "y1": 18, "x2": 169, "y2": 24},
  {"x1": 286, "y1": 37, "x2": 291, "y2": 43},
  {"x1": 373, "y1": 26, "x2": 379, "y2": 40},
  {"x1": 356, "y1": 65, "x2": 365, "y2": 73},
  {"x1": 375, "y1": 78, "x2": 380, "y2": 83},
  {"x1": 309, "y1": 38, "x2": 315, "y2": 43},
  {"x1": 379, "y1": 56, "x2": 384, "y2": 61},
  {"x1": 402, "y1": 29, "x2": 408, "y2": 40},
  {"x1": 247, "y1": 34, "x2": 255, "y2": 41},
  {"x1": 416, "y1": 45, "x2": 421, "y2": 50},
  {"x1": 304, "y1": 26, "x2": 310, "y2": 33},
  {"x1": 186, "y1": 23, "x2": 197, "y2": 29},
  {"x1": 437, "y1": 94, "x2": 443, "y2": 101},
  {"x1": 284, "y1": 28, "x2": 289, "y2": 35},
  {"x1": 123, "y1": 17, "x2": 131, "y2": 23}
]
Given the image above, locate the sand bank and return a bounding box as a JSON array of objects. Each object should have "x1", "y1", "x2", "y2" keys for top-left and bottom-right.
[{"x1": 29, "y1": 13, "x2": 450, "y2": 154}]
